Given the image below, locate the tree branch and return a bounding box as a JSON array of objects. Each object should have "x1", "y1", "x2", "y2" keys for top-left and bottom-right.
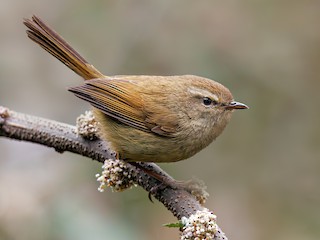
[{"x1": 0, "y1": 105, "x2": 228, "y2": 239}]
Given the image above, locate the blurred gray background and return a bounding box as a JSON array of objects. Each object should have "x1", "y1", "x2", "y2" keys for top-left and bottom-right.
[{"x1": 1, "y1": 1, "x2": 319, "y2": 240}]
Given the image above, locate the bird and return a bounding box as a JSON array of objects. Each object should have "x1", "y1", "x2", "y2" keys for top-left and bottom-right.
[{"x1": 23, "y1": 15, "x2": 248, "y2": 165}]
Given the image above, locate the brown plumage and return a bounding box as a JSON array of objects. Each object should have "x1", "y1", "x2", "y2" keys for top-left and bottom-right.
[{"x1": 23, "y1": 15, "x2": 248, "y2": 162}]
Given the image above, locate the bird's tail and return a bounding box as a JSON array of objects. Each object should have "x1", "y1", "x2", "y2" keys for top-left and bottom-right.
[{"x1": 23, "y1": 15, "x2": 104, "y2": 80}]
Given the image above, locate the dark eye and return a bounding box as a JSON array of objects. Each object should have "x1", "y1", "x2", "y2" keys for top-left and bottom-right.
[{"x1": 203, "y1": 97, "x2": 213, "y2": 106}]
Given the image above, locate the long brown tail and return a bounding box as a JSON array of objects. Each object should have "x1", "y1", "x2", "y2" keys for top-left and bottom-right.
[{"x1": 23, "y1": 15, "x2": 104, "y2": 80}]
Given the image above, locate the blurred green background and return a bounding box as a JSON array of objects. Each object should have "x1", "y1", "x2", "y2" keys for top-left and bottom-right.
[{"x1": 1, "y1": 1, "x2": 319, "y2": 239}]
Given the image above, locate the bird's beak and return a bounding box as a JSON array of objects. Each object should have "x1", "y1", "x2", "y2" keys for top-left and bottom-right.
[{"x1": 225, "y1": 101, "x2": 249, "y2": 110}]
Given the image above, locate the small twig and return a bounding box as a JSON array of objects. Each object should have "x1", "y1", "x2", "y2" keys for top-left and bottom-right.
[{"x1": 0, "y1": 105, "x2": 228, "y2": 239}]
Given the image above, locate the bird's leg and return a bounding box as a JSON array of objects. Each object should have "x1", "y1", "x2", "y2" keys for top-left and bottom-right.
[{"x1": 128, "y1": 162, "x2": 208, "y2": 204}]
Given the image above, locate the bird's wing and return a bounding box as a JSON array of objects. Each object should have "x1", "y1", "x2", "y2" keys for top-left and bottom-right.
[{"x1": 69, "y1": 78, "x2": 178, "y2": 137}]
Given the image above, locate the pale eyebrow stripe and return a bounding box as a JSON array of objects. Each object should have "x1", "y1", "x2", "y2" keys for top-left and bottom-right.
[{"x1": 188, "y1": 87, "x2": 219, "y2": 102}]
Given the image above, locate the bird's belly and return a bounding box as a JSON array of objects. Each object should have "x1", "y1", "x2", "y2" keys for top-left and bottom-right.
[
  {"x1": 94, "y1": 111, "x2": 203, "y2": 162},
  {"x1": 111, "y1": 126, "x2": 196, "y2": 162}
]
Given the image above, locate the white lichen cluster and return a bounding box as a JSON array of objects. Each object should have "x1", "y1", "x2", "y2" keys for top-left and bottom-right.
[
  {"x1": 76, "y1": 111, "x2": 98, "y2": 140},
  {"x1": 180, "y1": 209, "x2": 218, "y2": 240},
  {"x1": 96, "y1": 159, "x2": 136, "y2": 192}
]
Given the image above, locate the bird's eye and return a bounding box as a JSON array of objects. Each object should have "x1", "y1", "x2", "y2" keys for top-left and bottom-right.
[
  {"x1": 203, "y1": 97, "x2": 213, "y2": 106},
  {"x1": 203, "y1": 97, "x2": 219, "y2": 106}
]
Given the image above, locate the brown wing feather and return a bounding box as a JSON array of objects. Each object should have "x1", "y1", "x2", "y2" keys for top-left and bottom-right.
[
  {"x1": 69, "y1": 78, "x2": 149, "y2": 132},
  {"x1": 69, "y1": 78, "x2": 179, "y2": 137}
]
